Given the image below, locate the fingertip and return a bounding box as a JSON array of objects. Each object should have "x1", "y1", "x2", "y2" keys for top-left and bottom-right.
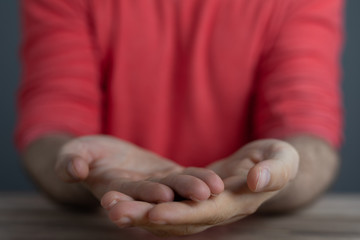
[
  {"x1": 55, "y1": 156, "x2": 81, "y2": 183},
  {"x1": 154, "y1": 174, "x2": 210, "y2": 202},
  {"x1": 109, "y1": 180, "x2": 175, "y2": 204},
  {"x1": 209, "y1": 174, "x2": 225, "y2": 195},
  {"x1": 248, "y1": 165, "x2": 272, "y2": 192},
  {"x1": 102, "y1": 198, "x2": 119, "y2": 211},
  {"x1": 248, "y1": 162, "x2": 287, "y2": 193},
  {"x1": 151, "y1": 183, "x2": 175, "y2": 203},
  {"x1": 67, "y1": 158, "x2": 89, "y2": 181},
  {"x1": 254, "y1": 168, "x2": 271, "y2": 192},
  {"x1": 189, "y1": 180, "x2": 211, "y2": 201},
  {"x1": 101, "y1": 191, "x2": 133, "y2": 210},
  {"x1": 247, "y1": 166, "x2": 259, "y2": 192},
  {"x1": 182, "y1": 168, "x2": 224, "y2": 197},
  {"x1": 108, "y1": 201, "x2": 154, "y2": 227}
]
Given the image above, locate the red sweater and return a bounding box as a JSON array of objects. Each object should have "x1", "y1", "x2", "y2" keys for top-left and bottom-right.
[{"x1": 16, "y1": 0, "x2": 344, "y2": 167}]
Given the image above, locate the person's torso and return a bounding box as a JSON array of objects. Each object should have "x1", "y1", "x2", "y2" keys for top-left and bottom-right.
[{"x1": 88, "y1": 0, "x2": 286, "y2": 166}]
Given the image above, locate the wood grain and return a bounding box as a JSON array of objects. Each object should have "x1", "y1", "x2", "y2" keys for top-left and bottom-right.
[{"x1": 0, "y1": 193, "x2": 359, "y2": 240}]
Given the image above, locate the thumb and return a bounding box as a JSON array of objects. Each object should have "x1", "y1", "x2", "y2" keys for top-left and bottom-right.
[
  {"x1": 55, "y1": 139, "x2": 93, "y2": 183},
  {"x1": 247, "y1": 142, "x2": 299, "y2": 192}
]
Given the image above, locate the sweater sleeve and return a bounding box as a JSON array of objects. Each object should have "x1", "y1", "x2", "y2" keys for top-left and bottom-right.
[
  {"x1": 253, "y1": 0, "x2": 344, "y2": 148},
  {"x1": 15, "y1": 0, "x2": 102, "y2": 151}
]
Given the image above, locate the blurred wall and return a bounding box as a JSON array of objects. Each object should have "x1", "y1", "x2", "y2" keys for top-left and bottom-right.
[
  {"x1": 0, "y1": 1, "x2": 33, "y2": 190},
  {"x1": 0, "y1": 1, "x2": 359, "y2": 192}
]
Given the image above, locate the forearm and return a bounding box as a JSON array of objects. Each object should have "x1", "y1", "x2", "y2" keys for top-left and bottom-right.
[
  {"x1": 22, "y1": 134, "x2": 98, "y2": 208},
  {"x1": 259, "y1": 135, "x2": 340, "y2": 212}
]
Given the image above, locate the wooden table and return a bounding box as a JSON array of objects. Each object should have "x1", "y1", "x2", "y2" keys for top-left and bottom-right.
[{"x1": 1, "y1": 193, "x2": 359, "y2": 240}]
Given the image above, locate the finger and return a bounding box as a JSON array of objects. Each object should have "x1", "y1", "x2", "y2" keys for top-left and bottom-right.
[
  {"x1": 147, "y1": 192, "x2": 245, "y2": 225},
  {"x1": 107, "y1": 200, "x2": 154, "y2": 228},
  {"x1": 55, "y1": 140, "x2": 94, "y2": 182},
  {"x1": 247, "y1": 144, "x2": 299, "y2": 192},
  {"x1": 149, "y1": 201, "x2": 212, "y2": 225},
  {"x1": 223, "y1": 174, "x2": 248, "y2": 192},
  {"x1": 183, "y1": 168, "x2": 224, "y2": 195},
  {"x1": 110, "y1": 180, "x2": 175, "y2": 203},
  {"x1": 55, "y1": 156, "x2": 90, "y2": 182},
  {"x1": 101, "y1": 191, "x2": 154, "y2": 228},
  {"x1": 154, "y1": 174, "x2": 211, "y2": 201},
  {"x1": 101, "y1": 191, "x2": 134, "y2": 210}
]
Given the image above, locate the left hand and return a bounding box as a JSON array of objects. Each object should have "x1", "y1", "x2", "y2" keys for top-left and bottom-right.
[{"x1": 101, "y1": 139, "x2": 299, "y2": 236}]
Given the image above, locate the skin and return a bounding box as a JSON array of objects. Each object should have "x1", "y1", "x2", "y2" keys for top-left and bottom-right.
[{"x1": 22, "y1": 134, "x2": 339, "y2": 236}]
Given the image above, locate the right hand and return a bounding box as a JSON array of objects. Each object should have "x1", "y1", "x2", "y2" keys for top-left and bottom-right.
[{"x1": 55, "y1": 135, "x2": 224, "y2": 225}]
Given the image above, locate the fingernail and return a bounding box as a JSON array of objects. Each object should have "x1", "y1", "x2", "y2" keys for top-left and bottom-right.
[
  {"x1": 118, "y1": 217, "x2": 132, "y2": 227},
  {"x1": 105, "y1": 199, "x2": 118, "y2": 210},
  {"x1": 256, "y1": 168, "x2": 271, "y2": 191},
  {"x1": 211, "y1": 193, "x2": 219, "y2": 197},
  {"x1": 67, "y1": 161, "x2": 79, "y2": 179}
]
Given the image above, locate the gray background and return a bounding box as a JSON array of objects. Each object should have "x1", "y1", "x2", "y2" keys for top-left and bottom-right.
[{"x1": 0, "y1": 1, "x2": 359, "y2": 192}]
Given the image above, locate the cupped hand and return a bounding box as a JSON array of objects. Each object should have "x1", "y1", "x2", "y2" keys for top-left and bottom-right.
[
  {"x1": 99, "y1": 139, "x2": 299, "y2": 236},
  {"x1": 209, "y1": 139, "x2": 299, "y2": 194},
  {"x1": 55, "y1": 135, "x2": 224, "y2": 204}
]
